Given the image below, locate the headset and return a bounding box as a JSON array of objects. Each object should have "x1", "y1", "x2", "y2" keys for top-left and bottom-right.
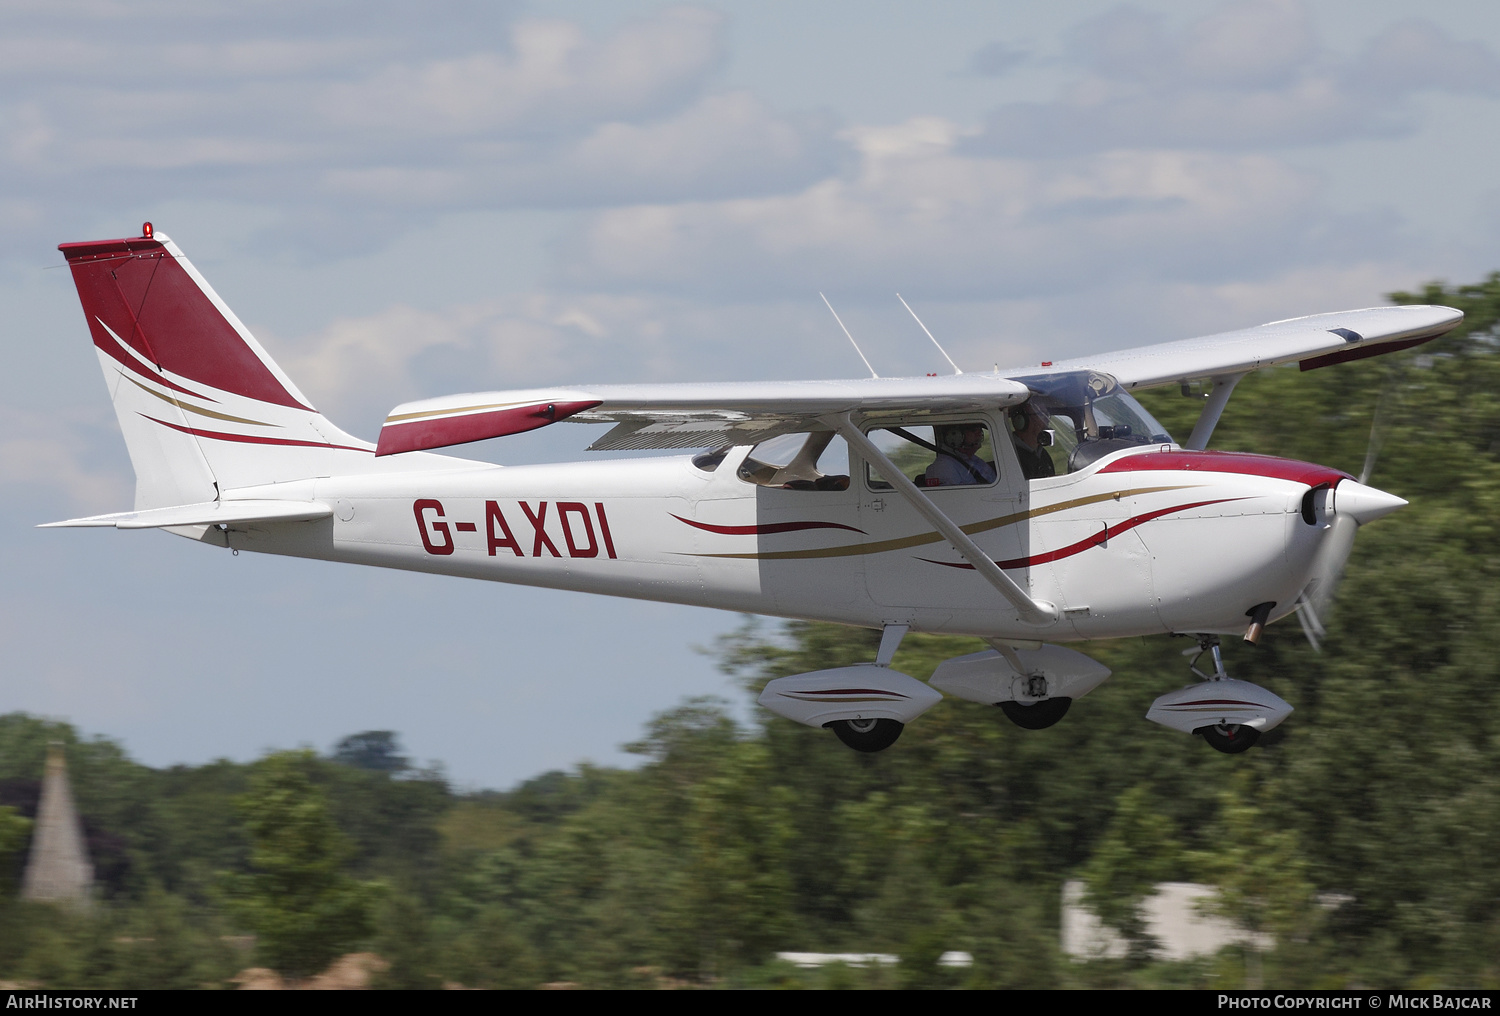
[
  {"x1": 1011, "y1": 404, "x2": 1056, "y2": 447},
  {"x1": 936, "y1": 423, "x2": 984, "y2": 450}
]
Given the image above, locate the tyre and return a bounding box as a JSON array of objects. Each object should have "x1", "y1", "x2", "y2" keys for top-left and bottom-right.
[
  {"x1": 826, "y1": 717, "x2": 904, "y2": 752},
  {"x1": 998, "y1": 697, "x2": 1073, "y2": 730},
  {"x1": 1198, "y1": 723, "x2": 1260, "y2": 754}
]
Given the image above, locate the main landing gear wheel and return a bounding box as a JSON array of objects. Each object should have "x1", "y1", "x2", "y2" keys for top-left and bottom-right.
[
  {"x1": 826, "y1": 718, "x2": 904, "y2": 752},
  {"x1": 998, "y1": 697, "x2": 1073, "y2": 730},
  {"x1": 1198, "y1": 723, "x2": 1260, "y2": 754}
]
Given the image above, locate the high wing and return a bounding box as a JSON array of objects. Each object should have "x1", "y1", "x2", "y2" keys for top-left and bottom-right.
[
  {"x1": 374, "y1": 304, "x2": 1461, "y2": 456},
  {"x1": 376, "y1": 375, "x2": 1034, "y2": 455},
  {"x1": 1036, "y1": 305, "x2": 1462, "y2": 390}
]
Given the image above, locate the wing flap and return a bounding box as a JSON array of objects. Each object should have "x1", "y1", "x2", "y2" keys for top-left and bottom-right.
[
  {"x1": 586, "y1": 415, "x2": 816, "y2": 451},
  {"x1": 375, "y1": 398, "x2": 600, "y2": 456},
  {"x1": 40, "y1": 499, "x2": 333, "y2": 529},
  {"x1": 378, "y1": 375, "x2": 1033, "y2": 455}
]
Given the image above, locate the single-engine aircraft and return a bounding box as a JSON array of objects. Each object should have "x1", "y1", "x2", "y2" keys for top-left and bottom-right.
[{"x1": 46, "y1": 225, "x2": 1463, "y2": 754}]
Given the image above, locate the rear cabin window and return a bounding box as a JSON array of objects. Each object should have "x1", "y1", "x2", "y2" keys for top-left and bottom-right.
[
  {"x1": 864, "y1": 422, "x2": 998, "y2": 490},
  {"x1": 738, "y1": 432, "x2": 851, "y2": 491}
]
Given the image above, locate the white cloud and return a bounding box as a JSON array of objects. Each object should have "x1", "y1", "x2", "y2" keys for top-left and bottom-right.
[
  {"x1": 0, "y1": 36, "x2": 385, "y2": 79},
  {"x1": 318, "y1": 91, "x2": 843, "y2": 207},
  {"x1": 277, "y1": 292, "x2": 690, "y2": 427},
  {"x1": 0, "y1": 4, "x2": 844, "y2": 238},
  {"x1": 0, "y1": 406, "x2": 131, "y2": 512},
  {"x1": 964, "y1": 0, "x2": 1500, "y2": 156},
  {"x1": 312, "y1": 8, "x2": 725, "y2": 138},
  {"x1": 558, "y1": 121, "x2": 1361, "y2": 300}
]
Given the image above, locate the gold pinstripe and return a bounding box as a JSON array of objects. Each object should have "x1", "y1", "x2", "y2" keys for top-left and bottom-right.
[
  {"x1": 121, "y1": 373, "x2": 276, "y2": 427},
  {"x1": 688, "y1": 485, "x2": 1197, "y2": 560},
  {"x1": 384, "y1": 400, "x2": 531, "y2": 424}
]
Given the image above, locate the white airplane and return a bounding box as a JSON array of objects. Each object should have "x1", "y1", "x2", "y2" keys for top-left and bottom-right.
[{"x1": 46, "y1": 224, "x2": 1461, "y2": 754}]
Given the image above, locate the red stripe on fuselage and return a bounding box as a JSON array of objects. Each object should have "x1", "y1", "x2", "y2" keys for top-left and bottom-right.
[
  {"x1": 920, "y1": 497, "x2": 1243, "y2": 571},
  {"x1": 671, "y1": 514, "x2": 866, "y2": 536},
  {"x1": 1100, "y1": 449, "x2": 1351, "y2": 487}
]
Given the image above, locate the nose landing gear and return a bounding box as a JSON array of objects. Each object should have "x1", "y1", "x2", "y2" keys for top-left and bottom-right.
[
  {"x1": 1145, "y1": 635, "x2": 1292, "y2": 753},
  {"x1": 1200, "y1": 722, "x2": 1260, "y2": 753},
  {"x1": 826, "y1": 717, "x2": 905, "y2": 753}
]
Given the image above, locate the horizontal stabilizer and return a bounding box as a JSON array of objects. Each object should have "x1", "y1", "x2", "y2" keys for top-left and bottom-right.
[{"x1": 40, "y1": 499, "x2": 333, "y2": 530}]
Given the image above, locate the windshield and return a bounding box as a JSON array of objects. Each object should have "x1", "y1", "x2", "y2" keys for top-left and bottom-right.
[{"x1": 1011, "y1": 370, "x2": 1175, "y2": 474}]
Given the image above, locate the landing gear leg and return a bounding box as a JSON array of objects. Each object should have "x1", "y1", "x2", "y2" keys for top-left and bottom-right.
[{"x1": 989, "y1": 644, "x2": 1075, "y2": 730}]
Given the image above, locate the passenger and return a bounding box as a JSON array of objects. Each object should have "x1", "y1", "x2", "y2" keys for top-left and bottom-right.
[
  {"x1": 927, "y1": 424, "x2": 997, "y2": 485},
  {"x1": 1010, "y1": 402, "x2": 1056, "y2": 480}
]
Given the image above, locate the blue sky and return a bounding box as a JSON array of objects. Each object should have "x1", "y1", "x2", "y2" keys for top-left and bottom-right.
[{"x1": 6, "y1": 0, "x2": 1500, "y2": 787}]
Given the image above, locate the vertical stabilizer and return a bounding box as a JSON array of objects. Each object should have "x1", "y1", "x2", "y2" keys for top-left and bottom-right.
[{"x1": 59, "y1": 225, "x2": 377, "y2": 508}]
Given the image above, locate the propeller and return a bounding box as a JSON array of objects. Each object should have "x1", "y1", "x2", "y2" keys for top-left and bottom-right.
[{"x1": 1295, "y1": 384, "x2": 1405, "y2": 651}]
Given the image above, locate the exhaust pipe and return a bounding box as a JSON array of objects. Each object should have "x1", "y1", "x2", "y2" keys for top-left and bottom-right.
[{"x1": 1243, "y1": 601, "x2": 1275, "y2": 644}]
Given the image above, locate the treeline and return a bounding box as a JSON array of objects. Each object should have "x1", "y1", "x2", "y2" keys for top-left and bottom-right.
[{"x1": 3, "y1": 276, "x2": 1500, "y2": 988}]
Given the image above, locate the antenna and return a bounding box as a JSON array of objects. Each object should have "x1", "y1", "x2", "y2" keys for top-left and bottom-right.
[
  {"x1": 897, "y1": 293, "x2": 961, "y2": 374},
  {"x1": 821, "y1": 292, "x2": 879, "y2": 379}
]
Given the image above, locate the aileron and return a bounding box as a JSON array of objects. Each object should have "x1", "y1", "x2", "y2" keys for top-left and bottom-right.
[{"x1": 1039, "y1": 305, "x2": 1462, "y2": 390}]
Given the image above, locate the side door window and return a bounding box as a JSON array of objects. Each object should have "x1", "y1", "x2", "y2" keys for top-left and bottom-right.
[
  {"x1": 857, "y1": 418, "x2": 1029, "y2": 612},
  {"x1": 864, "y1": 421, "x2": 999, "y2": 490}
]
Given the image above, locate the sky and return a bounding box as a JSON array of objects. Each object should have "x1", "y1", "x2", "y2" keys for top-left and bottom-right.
[{"x1": 5, "y1": 0, "x2": 1500, "y2": 788}]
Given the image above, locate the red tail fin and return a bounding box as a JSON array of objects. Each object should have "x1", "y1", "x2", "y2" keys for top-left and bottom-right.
[
  {"x1": 58, "y1": 226, "x2": 389, "y2": 509},
  {"x1": 59, "y1": 231, "x2": 313, "y2": 411}
]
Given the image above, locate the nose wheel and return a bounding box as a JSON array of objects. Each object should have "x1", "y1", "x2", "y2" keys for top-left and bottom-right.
[
  {"x1": 1197, "y1": 722, "x2": 1260, "y2": 754},
  {"x1": 826, "y1": 717, "x2": 904, "y2": 752}
]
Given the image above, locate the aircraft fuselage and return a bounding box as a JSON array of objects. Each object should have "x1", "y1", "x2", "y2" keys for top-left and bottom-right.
[{"x1": 216, "y1": 443, "x2": 1351, "y2": 642}]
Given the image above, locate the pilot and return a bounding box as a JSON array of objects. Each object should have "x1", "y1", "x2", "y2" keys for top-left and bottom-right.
[
  {"x1": 1010, "y1": 402, "x2": 1056, "y2": 480},
  {"x1": 927, "y1": 423, "x2": 997, "y2": 485}
]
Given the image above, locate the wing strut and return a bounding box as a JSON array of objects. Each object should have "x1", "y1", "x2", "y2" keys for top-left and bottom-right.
[
  {"x1": 829, "y1": 414, "x2": 1059, "y2": 627},
  {"x1": 1184, "y1": 373, "x2": 1246, "y2": 450}
]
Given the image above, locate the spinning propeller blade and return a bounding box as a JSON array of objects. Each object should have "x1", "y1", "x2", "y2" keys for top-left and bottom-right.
[{"x1": 1296, "y1": 381, "x2": 1404, "y2": 650}]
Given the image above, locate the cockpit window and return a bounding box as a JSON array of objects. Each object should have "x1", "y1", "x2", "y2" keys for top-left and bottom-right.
[
  {"x1": 738, "y1": 432, "x2": 851, "y2": 491},
  {"x1": 1010, "y1": 371, "x2": 1175, "y2": 475}
]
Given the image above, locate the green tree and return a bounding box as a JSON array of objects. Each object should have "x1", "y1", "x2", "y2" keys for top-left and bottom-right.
[
  {"x1": 1187, "y1": 772, "x2": 1319, "y2": 988},
  {"x1": 223, "y1": 750, "x2": 380, "y2": 978},
  {"x1": 332, "y1": 731, "x2": 409, "y2": 774},
  {"x1": 1078, "y1": 784, "x2": 1182, "y2": 962},
  {"x1": 0, "y1": 806, "x2": 31, "y2": 893}
]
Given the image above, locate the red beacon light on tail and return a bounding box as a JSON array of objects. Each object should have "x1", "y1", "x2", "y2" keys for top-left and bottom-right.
[{"x1": 142, "y1": 222, "x2": 153, "y2": 239}]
